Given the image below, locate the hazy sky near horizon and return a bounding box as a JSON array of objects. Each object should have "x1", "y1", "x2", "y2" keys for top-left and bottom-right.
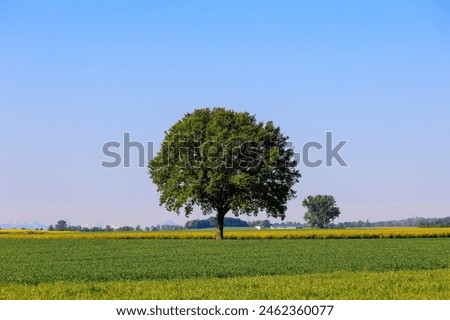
[{"x1": 1, "y1": 1, "x2": 449, "y2": 227}]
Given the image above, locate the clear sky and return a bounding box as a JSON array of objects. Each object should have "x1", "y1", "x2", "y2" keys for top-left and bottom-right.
[{"x1": 1, "y1": 0, "x2": 449, "y2": 227}]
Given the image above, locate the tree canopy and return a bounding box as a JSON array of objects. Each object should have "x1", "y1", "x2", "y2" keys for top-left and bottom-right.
[
  {"x1": 302, "y1": 195, "x2": 341, "y2": 229},
  {"x1": 54, "y1": 220, "x2": 68, "y2": 231},
  {"x1": 149, "y1": 108, "x2": 301, "y2": 239}
]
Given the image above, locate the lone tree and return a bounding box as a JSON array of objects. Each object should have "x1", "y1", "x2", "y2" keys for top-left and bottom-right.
[
  {"x1": 149, "y1": 108, "x2": 301, "y2": 239},
  {"x1": 302, "y1": 195, "x2": 340, "y2": 228},
  {"x1": 54, "y1": 220, "x2": 68, "y2": 231}
]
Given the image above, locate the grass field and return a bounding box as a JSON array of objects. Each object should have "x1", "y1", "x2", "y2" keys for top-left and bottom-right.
[{"x1": 1, "y1": 229, "x2": 449, "y2": 300}]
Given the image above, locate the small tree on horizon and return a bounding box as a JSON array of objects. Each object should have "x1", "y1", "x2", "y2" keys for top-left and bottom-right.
[
  {"x1": 54, "y1": 220, "x2": 68, "y2": 231},
  {"x1": 302, "y1": 195, "x2": 341, "y2": 229},
  {"x1": 149, "y1": 108, "x2": 300, "y2": 240}
]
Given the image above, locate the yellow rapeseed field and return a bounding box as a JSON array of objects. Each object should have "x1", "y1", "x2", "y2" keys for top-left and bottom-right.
[{"x1": 1, "y1": 227, "x2": 449, "y2": 240}]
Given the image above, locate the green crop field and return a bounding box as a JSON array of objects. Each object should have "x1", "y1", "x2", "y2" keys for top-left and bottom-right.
[{"x1": 1, "y1": 236, "x2": 449, "y2": 299}]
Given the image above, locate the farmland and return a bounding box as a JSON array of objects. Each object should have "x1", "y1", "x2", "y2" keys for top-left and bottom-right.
[
  {"x1": 1, "y1": 229, "x2": 450, "y2": 300},
  {"x1": 1, "y1": 227, "x2": 450, "y2": 240}
]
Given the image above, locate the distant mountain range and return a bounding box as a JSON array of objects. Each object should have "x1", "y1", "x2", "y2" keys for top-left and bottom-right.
[
  {"x1": 0, "y1": 221, "x2": 48, "y2": 230},
  {"x1": 161, "y1": 220, "x2": 179, "y2": 226}
]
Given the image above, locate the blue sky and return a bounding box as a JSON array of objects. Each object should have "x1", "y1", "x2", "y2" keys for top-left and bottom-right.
[{"x1": 1, "y1": 0, "x2": 449, "y2": 227}]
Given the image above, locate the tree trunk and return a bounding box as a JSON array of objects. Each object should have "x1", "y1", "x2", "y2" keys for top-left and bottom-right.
[{"x1": 215, "y1": 211, "x2": 226, "y2": 240}]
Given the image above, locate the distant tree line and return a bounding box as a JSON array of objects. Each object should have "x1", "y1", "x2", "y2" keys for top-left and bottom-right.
[
  {"x1": 47, "y1": 220, "x2": 183, "y2": 232},
  {"x1": 416, "y1": 217, "x2": 450, "y2": 228},
  {"x1": 183, "y1": 217, "x2": 305, "y2": 229},
  {"x1": 269, "y1": 221, "x2": 305, "y2": 229},
  {"x1": 184, "y1": 217, "x2": 250, "y2": 229},
  {"x1": 329, "y1": 217, "x2": 450, "y2": 229},
  {"x1": 41, "y1": 216, "x2": 450, "y2": 232}
]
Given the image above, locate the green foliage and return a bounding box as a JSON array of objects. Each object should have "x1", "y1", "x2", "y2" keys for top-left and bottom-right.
[
  {"x1": 303, "y1": 195, "x2": 341, "y2": 228},
  {"x1": 54, "y1": 220, "x2": 68, "y2": 231},
  {"x1": 149, "y1": 108, "x2": 300, "y2": 239},
  {"x1": 1, "y1": 238, "x2": 449, "y2": 286},
  {"x1": 184, "y1": 217, "x2": 249, "y2": 229}
]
